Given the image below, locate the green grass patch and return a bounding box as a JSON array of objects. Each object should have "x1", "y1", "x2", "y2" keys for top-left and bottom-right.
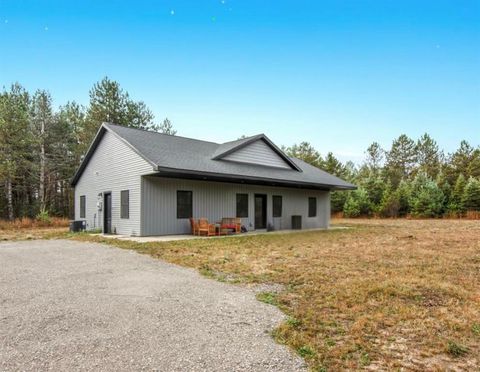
[
  {"x1": 446, "y1": 341, "x2": 469, "y2": 357},
  {"x1": 472, "y1": 323, "x2": 480, "y2": 336},
  {"x1": 360, "y1": 351, "x2": 371, "y2": 366},
  {"x1": 286, "y1": 317, "x2": 302, "y2": 328},
  {"x1": 297, "y1": 345, "x2": 316, "y2": 358},
  {"x1": 256, "y1": 291, "x2": 278, "y2": 306}
]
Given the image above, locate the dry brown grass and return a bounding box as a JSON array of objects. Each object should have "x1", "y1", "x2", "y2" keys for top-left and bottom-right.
[
  {"x1": 0, "y1": 227, "x2": 69, "y2": 241},
  {"x1": 0, "y1": 217, "x2": 69, "y2": 241},
  {"x1": 70, "y1": 219, "x2": 480, "y2": 371},
  {"x1": 0, "y1": 217, "x2": 69, "y2": 230}
]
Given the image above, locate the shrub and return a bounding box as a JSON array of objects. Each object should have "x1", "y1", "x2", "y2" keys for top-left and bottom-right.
[
  {"x1": 343, "y1": 195, "x2": 360, "y2": 217},
  {"x1": 396, "y1": 180, "x2": 412, "y2": 216},
  {"x1": 462, "y1": 177, "x2": 480, "y2": 211},
  {"x1": 379, "y1": 181, "x2": 400, "y2": 217},
  {"x1": 343, "y1": 187, "x2": 372, "y2": 217},
  {"x1": 409, "y1": 173, "x2": 444, "y2": 217},
  {"x1": 449, "y1": 174, "x2": 467, "y2": 213},
  {"x1": 35, "y1": 209, "x2": 52, "y2": 226},
  {"x1": 331, "y1": 191, "x2": 348, "y2": 213}
]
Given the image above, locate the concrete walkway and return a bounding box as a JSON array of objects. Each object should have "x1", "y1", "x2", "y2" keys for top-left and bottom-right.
[
  {"x1": 0, "y1": 240, "x2": 305, "y2": 371},
  {"x1": 96, "y1": 226, "x2": 340, "y2": 243}
]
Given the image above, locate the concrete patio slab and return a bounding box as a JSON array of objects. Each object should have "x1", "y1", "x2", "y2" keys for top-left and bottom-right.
[{"x1": 94, "y1": 226, "x2": 347, "y2": 243}]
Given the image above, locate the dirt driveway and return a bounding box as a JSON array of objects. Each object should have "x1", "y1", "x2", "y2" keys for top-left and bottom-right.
[{"x1": 0, "y1": 240, "x2": 304, "y2": 371}]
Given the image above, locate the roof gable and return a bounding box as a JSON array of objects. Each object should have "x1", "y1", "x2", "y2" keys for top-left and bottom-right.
[
  {"x1": 70, "y1": 124, "x2": 156, "y2": 186},
  {"x1": 221, "y1": 139, "x2": 292, "y2": 169},
  {"x1": 212, "y1": 134, "x2": 301, "y2": 171}
]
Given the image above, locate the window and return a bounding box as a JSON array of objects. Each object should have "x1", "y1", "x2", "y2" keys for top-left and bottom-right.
[
  {"x1": 120, "y1": 190, "x2": 129, "y2": 219},
  {"x1": 272, "y1": 195, "x2": 282, "y2": 217},
  {"x1": 236, "y1": 193, "x2": 248, "y2": 218},
  {"x1": 308, "y1": 197, "x2": 317, "y2": 217},
  {"x1": 177, "y1": 190, "x2": 192, "y2": 219},
  {"x1": 80, "y1": 195, "x2": 86, "y2": 218}
]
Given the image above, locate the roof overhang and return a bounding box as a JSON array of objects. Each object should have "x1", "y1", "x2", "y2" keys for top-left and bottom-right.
[{"x1": 152, "y1": 165, "x2": 356, "y2": 191}]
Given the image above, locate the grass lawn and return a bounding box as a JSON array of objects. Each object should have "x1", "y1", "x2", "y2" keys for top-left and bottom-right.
[
  {"x1": 0, "y1": 227, "x2": 69, "y2": 241},
  {"x1": 3, "y1": 219, "x2": 480, "y2": 370}
]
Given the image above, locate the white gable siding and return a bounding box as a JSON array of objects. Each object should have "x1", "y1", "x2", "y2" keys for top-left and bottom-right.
[
  {"x1": 222, "y1": 140, "x2": 291, "y2": 169},
  {"x1": 74, "y1": 130, "x2": 153, "y2": 236}
]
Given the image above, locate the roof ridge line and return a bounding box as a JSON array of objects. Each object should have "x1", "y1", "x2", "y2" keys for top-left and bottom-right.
[{"x1": 104, "y1": 122, "x2": 221, "y2": 145}]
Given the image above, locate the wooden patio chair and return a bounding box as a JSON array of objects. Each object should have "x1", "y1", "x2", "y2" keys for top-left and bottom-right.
[
  {"x1": 189, "y1": 218, "x2": 199, "y2": 235},
  {"x1": 198, "y1": 218, "x2": 216, "y2": 236}
]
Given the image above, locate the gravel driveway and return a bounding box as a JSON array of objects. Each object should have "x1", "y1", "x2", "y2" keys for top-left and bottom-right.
[{"x1": 0, "y1": 240, "x2": 305, "y2": 371}]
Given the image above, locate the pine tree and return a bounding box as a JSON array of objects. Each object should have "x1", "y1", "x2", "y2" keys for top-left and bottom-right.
[
  {"x1": 449, "y1": 174, "x2": 467, "y2": 213},
  {"x1": 82, "y1": 77, "x2": 155, "y2": 154},
  {"x1": 343, "y1": 194, "x2": 360, "y2": 217},
  {"x1": 467, "y1": 148, "x2": 480, "y2": 179},
  {"x1": 365, "y1": 142, "x2": 384, "y2": 173},
  {"x1": 435, "y1": 171, "x2": 451, "y2": 213},
  {"x1": 331, "y1": 189, "x2": 348, "y2": 214},
  {"x1": 462, "y1": 177, "x2": 480, "y2": 211},
  {"x1": 379, "y1": 181, "x2": 400, "y2": 217},
  {"x1": 323, "y1": 152, "x2": 347, "y2": 178},
  {"x1": 416, "y1": 133, "x2": 441, "y2": 179},
  {"x1": 58, "y1": 101, "x2": 86, "y2": 167},
  {"x1": 0, "y1": 84, "x2": 33, "y2": 219},
  {"x1": 445, "y1": 141, "x2": 476, "y2": 183},
  {"x1": 385, "y1": 134, "x2": 417, "y2": 186},
  {"x1": 396, "y1": 180, "x2": 411, "y2": 216},
  {"x1": 155, "y1": 118, "x2": 177, "y2": 135},
  {"x1": 343, "y1": 187, "x2": 372, "y2": 217},
  {"x1": 409, "y1": 173, "x2": 444, "y2": 217},
  {"x1": 362, "y1": 173, "x2": 385, "y2": 211},
  {"x1": 285, "y1": 142, "x2": 323, "y2": 168},
  {"x1": 31, "y1": 90, "x2": 55, "y2": 213}
]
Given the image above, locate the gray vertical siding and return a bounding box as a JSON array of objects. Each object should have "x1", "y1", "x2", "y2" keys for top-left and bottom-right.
[
  {"x1": 222, "y1": 140, "x2": 291, "y2": 169},
  {"x1": 141, "y1": 176, "x2": 330, "y2": 236},
  {"x1": 74, "y1": 130, "x2": 153, "y2": 236}
]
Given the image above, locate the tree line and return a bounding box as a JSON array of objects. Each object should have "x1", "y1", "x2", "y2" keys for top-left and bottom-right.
[
  {"x1": 0, "y1": 77, "x2": 175, "y2": 221},
  {"x1": 1, "y1": 77, "x2": 479, "y2": 221},
  {"x1": 284, "y1": 136, "x2": 480, "y2": 217}
]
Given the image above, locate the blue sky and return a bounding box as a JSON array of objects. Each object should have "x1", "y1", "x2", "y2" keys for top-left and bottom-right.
[{"x1": 1, "y1": 0, "x2": 479, "y2": 163}]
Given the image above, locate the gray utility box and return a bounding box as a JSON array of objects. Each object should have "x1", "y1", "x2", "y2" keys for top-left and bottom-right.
[
  {"x1": 291, "y1": 215, "x2": 302, "y2": 230},
  {"x1": 70, "y1": 220, "x2": 86, "y2": 232}
]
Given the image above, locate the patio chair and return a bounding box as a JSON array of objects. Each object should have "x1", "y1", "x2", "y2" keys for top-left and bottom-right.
[
  {"x1": 198, "y1": 218, "x2": 216, "y2": 236},
  {"x1": 189, "y1": 218, "x2": 199, "y2": 235}
]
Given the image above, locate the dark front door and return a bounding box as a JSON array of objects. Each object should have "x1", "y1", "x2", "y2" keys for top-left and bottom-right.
[
  {"x1": 254, "y1": 194, "x2": 267, "y2": 229},
  {"x1": 104, "y1": 192, "x2": 112, "y2": 234}
]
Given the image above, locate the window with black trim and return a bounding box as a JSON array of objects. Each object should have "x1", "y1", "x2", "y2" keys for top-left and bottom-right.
[
  {"x1": 272, "y1": 195, "x2": 282, "y2": 217},
  {"x1": 80, "y1": 195, "x2": 86, "y2": 218},
  {"x1": 121, "y1": 190, "x2": 129, "y2": 219},
  {"x1": 236, "y1": 193, "x2": 248, "y2": 218},
  {"x1": 177, "y1": 190, "x2": 192, "y2": 219},
  {"x1": 308, "y1": 197, "x2": 317, "y2": 217}
]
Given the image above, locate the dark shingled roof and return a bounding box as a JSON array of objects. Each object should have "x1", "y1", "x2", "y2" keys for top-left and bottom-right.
[{"x1": 71, "y1": 123, "x2": 356, "y2": 190}]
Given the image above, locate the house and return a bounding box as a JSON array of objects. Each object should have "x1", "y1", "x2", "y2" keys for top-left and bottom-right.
[{"x1": 71, "y1": 123, "x2": 356, "y2": 236}]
